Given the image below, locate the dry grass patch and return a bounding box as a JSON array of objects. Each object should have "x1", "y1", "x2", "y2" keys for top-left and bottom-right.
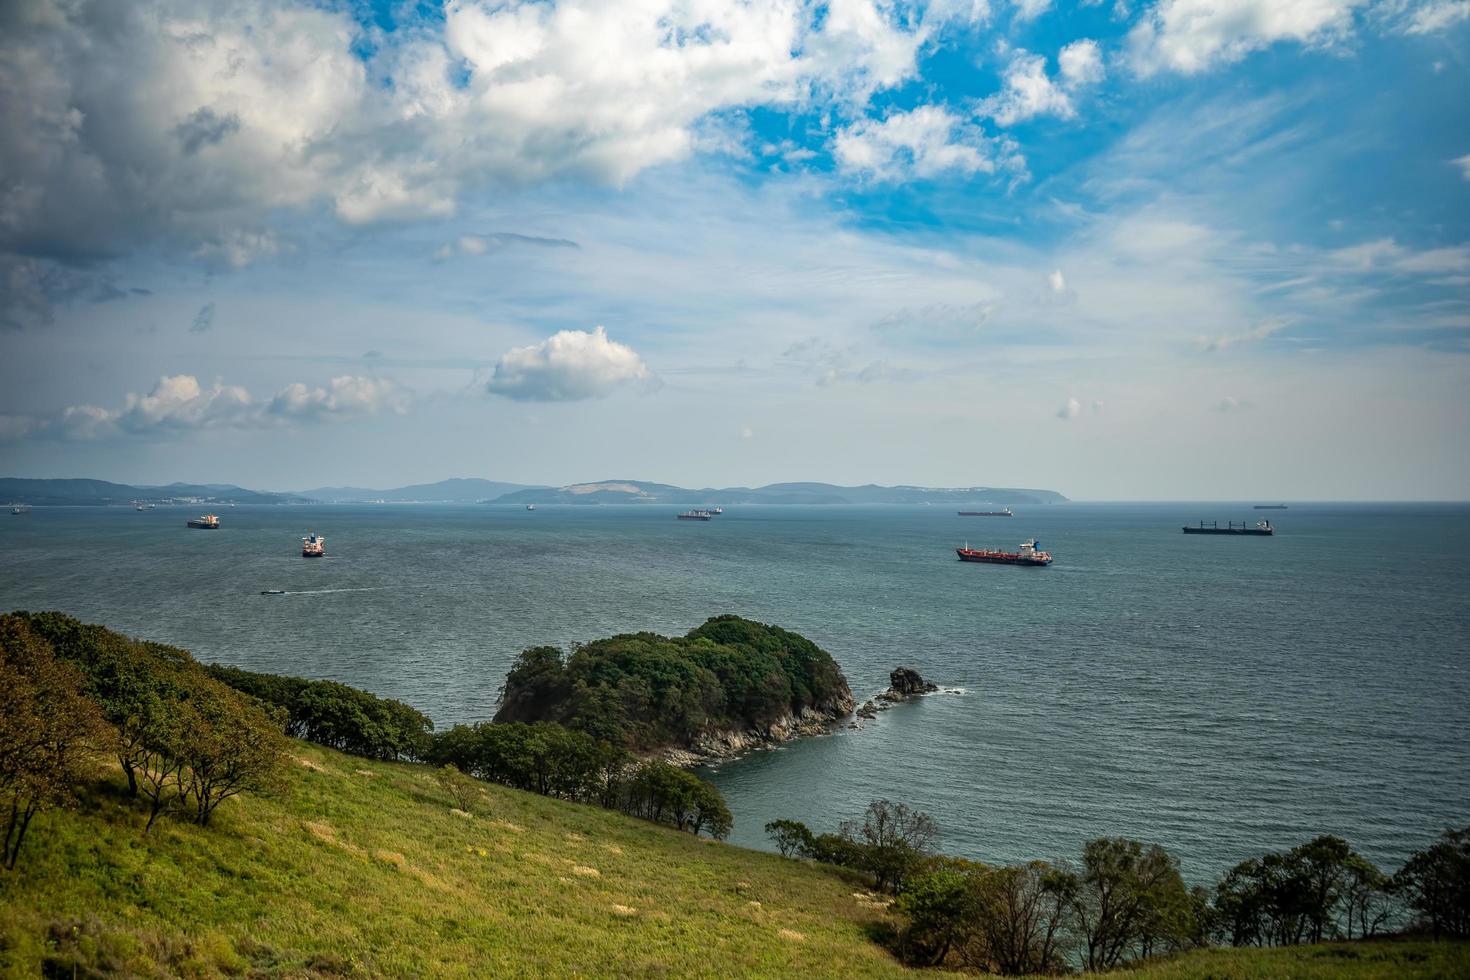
[
  {"x1": 778, "y1": 928, "x2": 806, "y2": 942},
  {"x1": 571, "y1": 865, "x2": 601, "y2": 878},
  {"x1": 610, "y1": 904, "x2": 638, "y2": 917}
]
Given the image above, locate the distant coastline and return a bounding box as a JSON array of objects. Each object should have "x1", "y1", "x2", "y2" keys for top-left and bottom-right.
[{"x1": 2, "y1": 476, "x2": 1068, "y2": 508}]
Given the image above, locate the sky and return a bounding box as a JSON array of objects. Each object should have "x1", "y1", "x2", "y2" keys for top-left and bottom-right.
[{"x1": 0, "y1": 0, "x2": 1467, "y2": 499}]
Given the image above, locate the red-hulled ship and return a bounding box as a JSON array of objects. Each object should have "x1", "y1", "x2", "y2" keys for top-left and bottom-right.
[{"x1": 956, "y1": 539, "x2": 1052, "y2": 566}]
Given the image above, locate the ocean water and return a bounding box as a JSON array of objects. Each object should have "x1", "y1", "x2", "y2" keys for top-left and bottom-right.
[{"x1": 2, "y1": 501, "x2": 1466, "y2": 883}]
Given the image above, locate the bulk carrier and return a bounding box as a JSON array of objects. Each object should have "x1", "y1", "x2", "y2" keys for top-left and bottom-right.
[
  {"x1": 302, "y1": 532, "x2": 325, "y2": 557},
  {"x1": 1182, "y1": 520, "x2": 1273, "y2": 536}
]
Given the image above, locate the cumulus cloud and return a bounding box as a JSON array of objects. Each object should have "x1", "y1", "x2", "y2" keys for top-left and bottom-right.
[
  {"x1": 0, "y1": 373, "x2": 406, "y2": 441},
  {"x1": 1048, "y1": 268, "x2": 1067, "y2": 293},
  {"x1": 982, "y1": 42, "x2": 1102, "y2": 127},
  {"x1": 0, "y1": 0, "x2": 956, "y2": 283},
  {"x1": 1058, "y1": 39, "x2": 1106, "y2": 86},
  {"x1": 1455, "y1": 154, "x2": 1470, "y2": 181},
  {"x1": 485, "y1": 326, "x2": 653, "y2": 401},
  {"x1": 1127, "y1": 0, "x2": 1367, "y2": 76},
  {"x1": 834, "y1": 105, "x2": 1008, "y2": 181},
  {"x1": 1056, "y1": 396, "x2": 1082, "y2": 420}
]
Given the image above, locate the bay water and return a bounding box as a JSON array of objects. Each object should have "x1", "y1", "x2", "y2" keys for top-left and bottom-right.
[{"x1": 2, "y1": 501, "x2": 1465, "y2": 883}]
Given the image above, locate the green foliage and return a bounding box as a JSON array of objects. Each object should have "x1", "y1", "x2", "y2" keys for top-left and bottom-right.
[
  {"x1": 1215, "y1": 836, "x2": 1392, "y2": 947},
  {"x1": 766, "y1": 818, "x2": 816, "y2": 858},
  {"x1": 1394, "y1": 826, "x2": 1470, "y2": 938},
  {"x1": 204, "y1": 663, "x2": 433, "y2": 761},
  {"x1": 1069, "y1": 836, "x2": 1198, "y2": 970},
  {"x1": 430, "y1": 721, "x2": 731, "y2": 839},
  {"x1": 493, "y1": 616, "x2": 852, "y2": 751},
  {"x1": 842, "y1": 799, "x2": 938, "y2": 893},
  {"x1": 0, "y1": 616, "x2": 108, "y2": 869},
  {"x1": 895, "y1": 864, "x2": 978, "y2": 966}
]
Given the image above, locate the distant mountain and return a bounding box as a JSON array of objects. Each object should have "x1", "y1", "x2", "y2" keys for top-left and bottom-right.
[
  {"x1": 0, "y1": 478, "x2": 309, "y2": 506},
  {"x1": 295, "y1": 478, "x2": 540, "y2": 503},
  {"x1": 492, "y1": 480, "x2": 1067, "y2": 507}
]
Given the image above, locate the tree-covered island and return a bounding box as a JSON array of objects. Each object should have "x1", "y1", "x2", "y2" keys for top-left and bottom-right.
[{"x1": 492, "y1": 615, "x2": 856, "y2": 760}]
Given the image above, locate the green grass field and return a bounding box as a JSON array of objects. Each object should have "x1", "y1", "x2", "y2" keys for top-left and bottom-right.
[{"x1": 2, "y1": 741, "x2": 1465, "y2": 978}]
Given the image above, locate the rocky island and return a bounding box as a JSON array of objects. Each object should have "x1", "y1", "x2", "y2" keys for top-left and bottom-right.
[
  {"x1": 855, "y1": 667, "x2": 940, "y2": 720},
  {"x1": 494, "y1": 615, "x2": 855, "y2": 764}
]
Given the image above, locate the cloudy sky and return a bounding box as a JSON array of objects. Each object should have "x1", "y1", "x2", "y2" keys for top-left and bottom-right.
[{"x1": 1, "y1": 0, "x2": 1467, "y2": 499}]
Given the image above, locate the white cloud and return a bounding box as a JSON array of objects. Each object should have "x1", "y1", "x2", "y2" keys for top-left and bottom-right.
[
  {"x1": 1056, "y1": 396, "x2": 1082, "y2": 419},
  {"x1": 1330, "y1": 238, "x2": 1470, "y2": 274},
  {"x1": 981, "y1": 43, "x2": 1101, "y2": 127},
  {"x1": 0, "y1": 0, "x2": 953, "y2": 283},
  {"x1": 1399, "y1": 0, "x2": 1470, "y2": 33},
  {"x1": 1127, "y1": 0, "x2": 1367, "y2": 76},
  {"x1": 1214, "y1": 395, "x2": 1252, "y2": 412},
  {"x1": 1013, "y1": 0, "x2": 1052, "y2": 21},
  {"x1": 0, "y1": 373, "x2": 405, "y2": 441},
  {"x1": 1195, "y1": 316, "x2": 1291, "y2": 352},
  {"x1": 1455, "y1": 154, "x2": 1470, "y2": 181},
  {"x1": 834, "y1": 105, "x2": 1002, "y2": 181},
  {"x1": 267, "y1": 376, "x2": 408, "y2": 421},
  {"x1": 486, "y1": 326, "x2": 653, "y2": 401},
  {"x1": 1048, "y1": 268, "x2": 1067, "y2": 293},
  {"x1": 1058, "y1": 39, "x2": 1106, "y2": 86}
]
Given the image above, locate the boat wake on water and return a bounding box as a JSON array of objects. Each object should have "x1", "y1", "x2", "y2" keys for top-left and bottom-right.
[{"x1": 259, "y1": 587, "x2": 390, "y2": 596}]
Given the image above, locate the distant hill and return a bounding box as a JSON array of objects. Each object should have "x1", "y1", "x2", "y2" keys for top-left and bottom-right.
[
  {"x1": 493, "y1": 480, "x2": 1068, "y2": 507},
  {"x1": 0, "y1": 478, "x2": 308, "y2": 506},
  {"x1": 295, "y1": 478, "x2": 539, "y2": 503}
]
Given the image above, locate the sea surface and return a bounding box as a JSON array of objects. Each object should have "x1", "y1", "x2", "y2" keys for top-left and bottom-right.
[{"x1": 2, "y1": 501, "x2": 1467, "y2": 882}]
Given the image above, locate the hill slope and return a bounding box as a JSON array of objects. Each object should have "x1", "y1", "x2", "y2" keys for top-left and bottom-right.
[
  {"x1": 1, "y1": 742, "x2": 1464, "y2": 978},
  {"x1": 0, "y1": 741, "x2": 911, "y2": 978}
]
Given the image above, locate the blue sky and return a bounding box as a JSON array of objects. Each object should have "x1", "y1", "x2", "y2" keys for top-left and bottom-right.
[{"x1": 1, "y1": 0, "x2": 1467, "y2": 498}]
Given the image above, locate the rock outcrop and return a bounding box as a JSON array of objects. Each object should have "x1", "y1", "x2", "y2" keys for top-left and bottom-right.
[{"x1": 855, "y1": 667, "x2": 940, "y2": 721}]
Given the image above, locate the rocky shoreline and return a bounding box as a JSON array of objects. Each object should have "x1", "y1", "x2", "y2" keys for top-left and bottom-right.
[
  {"x1": 663, "y1": 666, "x2": 941, "y2": 766},
  {"x1": 661, "y1": 698, "x2": 855, "y2": 767}
]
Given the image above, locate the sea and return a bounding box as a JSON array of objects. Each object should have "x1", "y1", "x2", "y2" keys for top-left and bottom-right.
[{"x1": 2, "y1": 501, "x2": 1466, "y2": 884}]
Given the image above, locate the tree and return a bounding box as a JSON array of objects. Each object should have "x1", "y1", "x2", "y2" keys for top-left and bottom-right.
[
  {"x1": 843, "y1": 799, "x2": 938, "y2": 892},
  {"x1": 765, "y1": 818, "x2": 816, "y2": 859},
  {"x1": 436, "y1": 764, "x2": 481, "y2": 811},
  {"x1": 1394, "y1": 826, "x2": 1470, "y2": 939},
  {"x1": 691, "y1": 780, "x2": 732, "y2": 840},
  {"x1": 175, "y1": 679, "x2": 288, "y2": 826},
  {"x1": 0, "y1": 615, "x2": 108, "y2": 869},
  {"x1": 1069, "y1": 837, "x2": 1191, "y2": 970},
  {"x1": 969, "y1": 861, "x2": 1075, "y2": 975},
  {"x1": 897, "y1": 863, "x2": 979, "y2": 967}
]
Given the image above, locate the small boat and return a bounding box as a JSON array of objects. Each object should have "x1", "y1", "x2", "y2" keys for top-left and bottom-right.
[
  {"x1": 260, "y1": 589, "x2": 287, "y2": 595},
  {"x1": 134, "y1": 501, "x2": 146, "y2": 511},
  {"x1": 10, "y1": 503, "x2": 30, "y2": 515},
  {"x1": 710, "y1": 506, "x2": 723, "y2": 515},
  {"x1": 956, "y1": 539, "x2": 1053, "y2": 566},
  {"x1": 302, "y1": 532, "x2": 325, "y2": 557},
  {"x1": 958, "y1": 507, "x2": 1012, "y2": 517},
  {"x1": 677, "y1": 510, "x2": 713, "y2": 521},
  {"x1": 186, "y1": 514, "x2": 220, "y2": 529},
  {"x1": 526, "y1": 504, "x2": 536, "y2": 511},
  {"x1": 1183, "y1": 520, "x2": 1274, "y2": 536}
]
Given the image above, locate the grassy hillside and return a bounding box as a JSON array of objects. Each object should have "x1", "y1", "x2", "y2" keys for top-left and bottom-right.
[
  {"x1": 1, "y1": 741, "x2": 1465, "y2": 978},
  {"x1": 0, "y1": 740, "x2": 911, "y2": 978}
]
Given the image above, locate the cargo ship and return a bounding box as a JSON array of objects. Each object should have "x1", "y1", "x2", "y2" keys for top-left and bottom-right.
[
  {"x1": 302, "y1": 532, "x2": 325, "y2": 557},
  {"x1": 1183, "y1": 520, "x2": 1273, "y2": 536},
  {"x1": 1253, "y1": 504, "x2": 1287, "y2": 510},
  {"x1": 186, "y1": 514, "x2": 220, "y2": 529},
  {"x1": 958, "y1": 508, "x2": 1012, "y2": 517},
  {"x1": 956, "y1": 539, "x2": 1052, "y2": 566},
  {"x1": 677, "y1": 510, "x2": 713, "y2": 521}
]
